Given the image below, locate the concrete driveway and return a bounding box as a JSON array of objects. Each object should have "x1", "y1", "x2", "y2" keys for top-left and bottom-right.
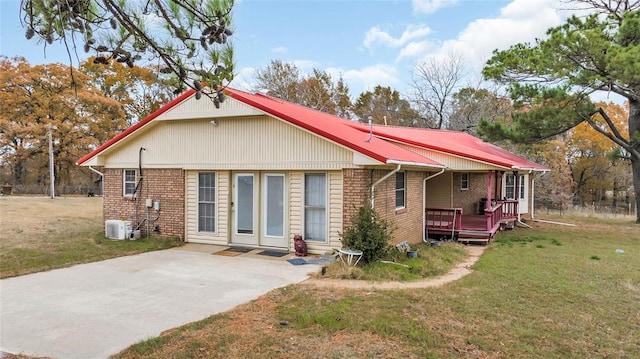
[{"x1": 0, "y1": 247, "x2": 320, "y2": 359}]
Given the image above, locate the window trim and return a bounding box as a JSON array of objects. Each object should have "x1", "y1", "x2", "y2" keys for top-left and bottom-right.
[
  {"x1": 123, "y1": 169, "x2": 137, "y2": 197},
  {"x1": 461, "y1": 172, "x2": 470, "y2": 191},
  {"x1": 197, "y1": 172, "x2": 216, "y2": 233},
  {"x1": 505, "y1": 174, "x2": 526, "y2": 200},
  {"x1": 518, "y1": 174, "x2": 526, "y2": 200},
  {"x1": 395, "y1": 171, "x2": 406, "y2": 210},
  {"x1": 303, "y1": 172, "x2": 328, "y2": 243}
]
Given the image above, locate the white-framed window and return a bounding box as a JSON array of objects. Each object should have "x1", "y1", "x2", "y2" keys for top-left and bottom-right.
[
  {"x1": 461, "y1": 172, "x2": 470, "y2": 190},
  {"x1": 395, "y1": 171, "x2": 406, "y2": 209},
  {"x1": 123, "y1": 169, "x2": 136, "y2": 196},
  {"x1": 505, "y1": 174, "x2": 525, "y2": 200},
  {"x1": 304, "y1": 173, "x2": 327, "y2": 242},
  {"x1": 198, "y1": 172, "x2": 216, "y2": 232}
]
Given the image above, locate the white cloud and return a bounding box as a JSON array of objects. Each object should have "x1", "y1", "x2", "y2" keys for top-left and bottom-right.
[
  {"x1": 412, "y1": 0, "x2": 458, "y2": 14},
  {"x1": 327, "y1": 64, "x2": 399, "y2": 94},
  {"x1": 232, "y1": 66, "x2": 257, "y2": 92},
  {"x1": 396, "y1": 41, "x2": 433, "y2": 62},
  {"x1": 271, "y1": 46, "x2": 287, "y2": 53},
  {"x1": 422, "y1": 0, "x2": 565, "y2": 76},
  {"x1": 364, "y1": 24, "x2": 432, "y2": 49}
]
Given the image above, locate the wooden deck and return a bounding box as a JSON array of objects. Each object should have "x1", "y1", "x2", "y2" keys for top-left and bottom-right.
[{"x1": 426, "y1": 200, "x2": 519, "y2": 243}]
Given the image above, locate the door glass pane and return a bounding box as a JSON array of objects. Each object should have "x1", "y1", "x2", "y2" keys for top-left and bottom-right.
[
  {"x1": 237, "y1": 175, "x2": 254, "y2": 234},
  {"x1": 304, "y1": 173, "x2": 326, "y2": 241},
  {"x1": 266, "y1": 175, "x2": 284, "y2": 237}
]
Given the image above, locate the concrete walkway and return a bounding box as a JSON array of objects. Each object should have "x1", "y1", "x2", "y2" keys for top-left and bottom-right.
[{"x1": 0, "y1": 248, "x2": 320, "y2": 359}]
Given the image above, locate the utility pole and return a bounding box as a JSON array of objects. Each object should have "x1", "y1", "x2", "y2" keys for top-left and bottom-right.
[{"x1": 48, "y1": 123, "x2": 55, "y2": 199}]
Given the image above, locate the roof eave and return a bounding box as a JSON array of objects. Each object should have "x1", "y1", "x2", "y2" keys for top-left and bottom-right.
[{"x1": 386, "y1": 159, "x2": 445, "y2": 169}]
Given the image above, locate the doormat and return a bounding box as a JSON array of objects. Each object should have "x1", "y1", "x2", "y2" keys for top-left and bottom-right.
[
  {"x1": 287, "y1": 258, "x2": 307, "y2": 266},
  {"x1": 214, "y1": 250, "x2": 242, "y2": 257},
  {"x1": 226, "y1": 247, "x2": 253, "y2": 253},
  {"x1": 256, "y1": 250, "x2": 289, "y2": 258}
]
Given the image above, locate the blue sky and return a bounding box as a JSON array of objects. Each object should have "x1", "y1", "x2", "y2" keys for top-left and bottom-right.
[{"x1": 0, "y1": 0, "x2": 572, "y2": 98}]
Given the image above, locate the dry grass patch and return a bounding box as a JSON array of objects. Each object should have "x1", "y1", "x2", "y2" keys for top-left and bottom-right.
[{"x1": 0, "y1": 196, "x2": 182, "y2": 278}]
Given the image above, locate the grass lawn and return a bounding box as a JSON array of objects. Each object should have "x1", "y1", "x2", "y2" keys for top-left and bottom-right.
[
  {"x1": 113, "y1": 215, "x2": 639, "y2": 359},
  {"x1": 0, "y1": 196, "x2": 182, "y2": 278}
]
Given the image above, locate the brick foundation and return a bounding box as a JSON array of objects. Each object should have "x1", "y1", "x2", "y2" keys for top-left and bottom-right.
[{"x1": 103, "y1": 168, "x2": 185, "y2": 238}]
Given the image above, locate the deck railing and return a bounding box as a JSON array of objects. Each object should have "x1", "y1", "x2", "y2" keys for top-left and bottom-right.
[
  {"x1": 497, "y1": 199, "x2": 519, "y2": 218},
  {"x1": 425, "y1": 207, "x2": 463, "y2": 235},
  {"x1": 484, "y1": 202, "x2": 505, "y2": 233}
]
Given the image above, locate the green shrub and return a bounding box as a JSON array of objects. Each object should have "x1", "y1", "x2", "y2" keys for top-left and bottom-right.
[{"x1": 340, "y1": 205, "x2": 393, "y2": 264}]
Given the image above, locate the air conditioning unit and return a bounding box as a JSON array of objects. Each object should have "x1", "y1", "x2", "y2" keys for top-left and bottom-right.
[{"x1": 105, "y1": 220, "x2": 132, "y2": 240}]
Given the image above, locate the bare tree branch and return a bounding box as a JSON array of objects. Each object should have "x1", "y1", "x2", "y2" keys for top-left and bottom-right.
[{"x1": 409, "y1": 52, "x2": 468, "y2": 129}]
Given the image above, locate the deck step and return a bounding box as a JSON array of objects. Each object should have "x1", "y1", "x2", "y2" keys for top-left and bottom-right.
[{"x1": 458, "y1": 230, "x2": 492, "y2": 239}]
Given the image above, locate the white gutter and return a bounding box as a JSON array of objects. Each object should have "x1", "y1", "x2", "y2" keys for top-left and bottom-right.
[
  {"x1": 386, "y1": 159, "x2": 445, "y2": 169},
  {"x1": 422, "y1": 168, "x2": 446, "y2": 243},
  {"x1": 89, "y1": 166, "x2": 104, "y2": 196},
  {"x1": 371, "y1": 164, "x2": 401, "y2": 209}
]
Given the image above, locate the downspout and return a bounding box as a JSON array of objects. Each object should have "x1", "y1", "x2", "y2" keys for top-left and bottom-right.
[
  {"x1": 422, "y1": 168, "x2": 445, "y2": 243},
  {"x1": 371, "y1": 164, "x2": 401, "y2": 209},
  {"x1": 88, "y1": 166, "x2": 103, "y2": 196},
  {"x1": 134, "y1": 147, "x2": 146, "y2": 235}
]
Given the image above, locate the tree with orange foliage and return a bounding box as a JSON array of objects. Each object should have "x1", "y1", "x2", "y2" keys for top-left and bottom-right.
[
  {"x1": 566, "y1": 102, "x2": 632, "y2": 206},
  {"x1": 0, "y1": 56, "x2": 125, "y2": 190},
  {"x1": 80, "y1": 57, "x2": 173, "y2": 125}
]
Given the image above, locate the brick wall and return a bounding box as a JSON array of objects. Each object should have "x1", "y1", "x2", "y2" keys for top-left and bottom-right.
[
  {"x1": 342, "y1": 168, "x2": 371, "y2": 226},
  {"x1": 343, "y1": 169, "x2": 425, "y2": 246},
  {"x1": 103, "y1": 168, "x2": 185, "y2": 238},
  {"x1": 452, "y1": 172, "x2": 488, "y2": 215}
]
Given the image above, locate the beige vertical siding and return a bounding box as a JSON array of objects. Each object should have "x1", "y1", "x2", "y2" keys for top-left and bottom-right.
[
  {"x1": 288, "y1": 171, "x2": 303, "y2": 251},
  {"x1": 288, "y1": 170, "x2": 343, "y2": 255},
  {"x1": 101, "y1": 117, "x2": 357, "y2": 170},
  {"x1": 156, "y1": 94, "x2": 263, "y2": 120},
  {"x1": 185, "y1": 170, "x2": 229, "y2": 244},
  {"x1": 426, "y1": 172, "x2": 452, "y2": 208}
]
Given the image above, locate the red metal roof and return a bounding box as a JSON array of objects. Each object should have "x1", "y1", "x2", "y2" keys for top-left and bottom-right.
[
  {"x1": 345, "y1": 122, "x2": 548, "y2": 171},
  {"x1": 224, "y1": 88, "x2": 443, "y2": 168},
  {"x1": 77, "y1": 88, "x2": 443, "y2": 168}
]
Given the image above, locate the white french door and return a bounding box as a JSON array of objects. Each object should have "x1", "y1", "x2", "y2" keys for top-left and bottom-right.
[{"x1": 231, "y1": 172, "x2": 288, "y2": 248}]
